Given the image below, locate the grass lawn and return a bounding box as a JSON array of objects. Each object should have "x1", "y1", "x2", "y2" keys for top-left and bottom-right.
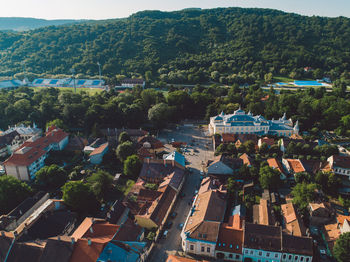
[
  {"x1": 31, "y1": 86, "x2": 104, "y2": 95},
  {"x1": 273, "y1": 76, "x2": 314, "y2": 84}
]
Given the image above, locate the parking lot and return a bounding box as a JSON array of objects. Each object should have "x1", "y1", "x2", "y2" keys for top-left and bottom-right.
[{"x1": 147, "y1": 125, "x2": 213, "y2": 262}]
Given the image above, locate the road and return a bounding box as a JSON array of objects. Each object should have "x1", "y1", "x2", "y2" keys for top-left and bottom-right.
[{"x1": 147, "y1": 125, "x2": 213, "y2": 262}]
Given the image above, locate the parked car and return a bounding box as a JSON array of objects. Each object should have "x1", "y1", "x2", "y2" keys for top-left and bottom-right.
[
  {"x1": 178, "y1": 223, "x2": 184, "y2": 230},
  {"x1": 170, "y1": 212, "x2": 177, "y2": 219},
  {"x1": 163, "y1": 230, "x2": 169, "y2": 238},
  {"x1": 164, "y1": 221, "x2": 173, "y2": 229}
]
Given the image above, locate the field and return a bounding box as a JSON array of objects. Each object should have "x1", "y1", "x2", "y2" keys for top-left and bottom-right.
[{"x1": 30, "y1": 86, "x2": 105, "y2": 95}]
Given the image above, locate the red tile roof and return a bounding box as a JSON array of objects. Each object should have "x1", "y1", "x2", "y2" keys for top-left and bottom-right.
[
  {"x1": 240, "y1": 153, "x2": 253, "y2": 166},
  {"x1": 332, "y1": 155, "x2": 350, "y2": 169},
  {"x1": 267, "y1": 158, "x2": 284, "y2": 174},
  {"x1": 260, "y1": 137, "x2": 275, "y2": 147},
  {"x1": 4, "y1": 127, "x2": 68, "y2": 167},
  {"x1": 286, "y1": 159, "x2": 306, "y2": 173},
  {"x1": 216, "y1": 226, "x2": 243, "y2": 254},
  {"x1": 221, "y1": 133, "x2": 236, "y2": 143},
  {"x1": 69, "y1": 239, "x2": 106, "y2": 262},
  {"x1": 89, "y1": 143, "x2": 108, "y2": 156}
]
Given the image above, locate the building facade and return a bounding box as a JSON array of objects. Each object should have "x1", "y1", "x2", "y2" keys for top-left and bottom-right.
[{"x1": 209, "y1": 108, "x2": 298, "y2": 137}]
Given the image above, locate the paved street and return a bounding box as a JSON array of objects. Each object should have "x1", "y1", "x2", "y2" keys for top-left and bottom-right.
[{"x1": 147, "y1": 125, "x2": 213, "y2": 262}]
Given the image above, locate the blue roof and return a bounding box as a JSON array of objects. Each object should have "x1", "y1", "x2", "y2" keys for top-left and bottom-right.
[
  {"x1": 97, "y1": 241, "x2": 146, "y2": 262},
  {"x1": 269, "y1": 122, "x2": 293, "y2": 131},
  {"x1": 77, "y1": 80, "x2": 86, "y2": 85},
  {"x1": 92, "y1": 80, "x2": 101, "y2": 85},
  {"x1": 163, "y1": 151, "x2": 186, "y2": 167}
]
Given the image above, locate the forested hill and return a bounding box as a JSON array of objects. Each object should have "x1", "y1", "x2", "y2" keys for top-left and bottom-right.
[
  {"x1": 1, "y1": 8, "x2": 350, "y2": 84},
  {"x1": 0, "y1": 17, "x2": 84, "y2": 31}
]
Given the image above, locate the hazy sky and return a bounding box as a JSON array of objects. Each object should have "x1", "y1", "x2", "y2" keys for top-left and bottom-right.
[{"x1": 1, "y1": 0, "x2": 349, "y2": 20}]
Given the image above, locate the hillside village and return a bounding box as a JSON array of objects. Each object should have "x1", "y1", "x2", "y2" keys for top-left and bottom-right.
[{"x1": 0, "y1": 104, "x2": 349, "y2": 262}]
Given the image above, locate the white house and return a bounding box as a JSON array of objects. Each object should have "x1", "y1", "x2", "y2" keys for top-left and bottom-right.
[
  {"x1": 209, "y1": 108, "x2": 298, "y2": 137},
  {"x1": 181, "y1": 189, "x2": 226, "y2": 258},
  {"x1": 327, "y1": 155, "x2": 350, "y2": 180}
]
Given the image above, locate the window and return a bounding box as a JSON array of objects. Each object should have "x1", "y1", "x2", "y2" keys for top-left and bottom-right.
[
  {"x1": 236, "y1": 255, "x2": 240, "y2": 259},
  {"x1": 289, "y1": 255, "x2": 292, "y2": 260},
  {"x1": 207, "y1": 247, "x2": 210, "y2": 253},
  {"x1": 250, "y1": 250, "x2": 253, "y2": 255},
  {"x1": 275, "y1": 254, "x2": 279, "y2": 258},
  {"x1": 283, "y1": 254, "x2": 286, "y2": 259},
  {"x1": 258, "y1": 260, "x2": 261, "y2": 262},
  {"x1": 301, "y1": 257, "x2": 304, "y2": 261},
  {"x1": 267, "y1": 252, "x2": 270, "y2": 257},
  {"x1": 295, "y1": 256, "x2": 298, "y2": 260},
  {"x1": 259, "y1": 251, "x2": 262, "y2": 256},
  {"x1": 201, "y1": 247, "x2": 204, "y2": 252},
  {"x1": 305, "y1": 258, "x2": 309, "y2": 262},
  {"x1": 190, "y1": 245, "x2": 194, "y2": 251},
  {"x1": 229, "y1": 254, "x2": 233, "y2": 258},
  {"x1": 245, "y1": 250, "x2": 248, "y2": 254}
]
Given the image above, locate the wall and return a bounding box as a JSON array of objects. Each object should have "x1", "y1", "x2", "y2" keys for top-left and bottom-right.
[
  {"x1": 243, "y1": 248, "x2": 282, "y2": 262},
  {"x1": 135, "y1": 215, "x2": 157, "y2": 230},
  {"x1": 215, "y1": 250, "x2": 242, "y2": 261}
]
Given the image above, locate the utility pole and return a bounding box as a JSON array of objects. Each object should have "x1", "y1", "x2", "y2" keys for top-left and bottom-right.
[
  {"x1": 97, "y1": 62, "x2": 102, "y2": 81},
  {"x1": 70, "y1": 68, "x2": 76, "y2": 93}
]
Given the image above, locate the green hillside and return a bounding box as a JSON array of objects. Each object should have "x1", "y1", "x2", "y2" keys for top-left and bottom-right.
[{"x1": 0, "y1": 8, "x2": 349, "y2": 85}]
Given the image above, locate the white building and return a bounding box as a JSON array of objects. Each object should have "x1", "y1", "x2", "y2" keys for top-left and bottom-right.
[
  {"x1": 209, "y1": 108, "x2": 299, "y2": 137},
  {"x1": 327, "y1": 155, "x2": 350, "y2": 180},
  {"x1": 4, "y1": 127, "x2": 69, "y2": 181}
]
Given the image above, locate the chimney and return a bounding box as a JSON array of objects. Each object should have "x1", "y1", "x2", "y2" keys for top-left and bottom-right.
[
  {"x1": 71, "y1": 237, "x2": 75, "y2": 244},
  {"x1": 88, "y1": 239, "x2": 92, "y2": 246}
]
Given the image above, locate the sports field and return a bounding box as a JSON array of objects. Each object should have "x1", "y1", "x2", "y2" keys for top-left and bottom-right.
[{"x1": 31, "y1": 86, "x2": 105, "y2": 95}]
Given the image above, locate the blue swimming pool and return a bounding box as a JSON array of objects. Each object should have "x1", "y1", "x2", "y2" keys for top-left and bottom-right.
[{"x1": 294, "y1": 80, "x2": 323, "y2": 86}]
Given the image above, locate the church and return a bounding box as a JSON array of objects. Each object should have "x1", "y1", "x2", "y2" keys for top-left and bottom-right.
[{"x1": 209, "y1": 107, "x2": 299, "y2": 137}]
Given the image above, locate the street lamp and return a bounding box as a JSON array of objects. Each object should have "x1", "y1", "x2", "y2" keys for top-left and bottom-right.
[
  {"x1": 70, "y1": 68, "x2": 76, "y2": 93},
  {"x1": 97, "y1": 62, "x2": 102, "y2": 81}
]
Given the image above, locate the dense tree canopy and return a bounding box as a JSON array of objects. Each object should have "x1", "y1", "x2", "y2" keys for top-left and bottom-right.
[
  {"x1": 124, "y1": 154, "x2": 142, "y2": 178},
  {"x1": 0, "y1": 176, "x2": 32, "y2": 214},
  {"x1": 0, "y1": 8, "x2": 349, "y2": 85},
  {"x1": 35, "y1": 164, "x2": 68, "y2": 190},
  {"x1": 333, "y1": 232, "x2": 350, "y2": 262}
]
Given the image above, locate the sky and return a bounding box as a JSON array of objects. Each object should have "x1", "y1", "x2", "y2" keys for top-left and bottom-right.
[{"x1": 0, "y1": 0, "x2": 349, "y2": 20}]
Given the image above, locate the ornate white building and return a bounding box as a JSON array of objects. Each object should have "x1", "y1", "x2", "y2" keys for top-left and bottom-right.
[{"x1": 209, "y1": 108, "x2": 299, "y2": 137}]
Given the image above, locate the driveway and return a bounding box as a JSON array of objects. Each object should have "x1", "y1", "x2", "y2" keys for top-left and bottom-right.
[{"x1": 147, "y1": 125, "x2": 213, "y2": 262}]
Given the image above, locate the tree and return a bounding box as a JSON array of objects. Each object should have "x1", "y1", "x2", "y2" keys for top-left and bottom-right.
[
  {"x1": 124, "y1": 154, "x2": 142, "y2": 178},
  {"x1": 87, "y1": 170, "x2": 114, "y2": 200},
  {"x1": 46, "y1": 119, "x2": 66, "y2": 130},
  {"x1": 35, "y1": 164, "x2": 67, "y2": 190},
  {"x1": 62, "y1": 181, "x2": 99, "y2": 213},
  {"x1": 259, "y1": 166, "x2": 281, "y2": 190},
  {"x1": 0, "y1": 176, "x2": 32, "y2": 214},
  {"x1": 294, "y1": 172, "x2": 311, "y2": 184},
  {"x1": 259, "y1": 142, "x2": 269, "y2": 155},
  {"x1": 291, "y1": 183, "x2": 317, "y2": 212},
  {"x1": 148, "y1": 103, "x2": 171, "y2": 129},
  {"x1": 118, "y1": 131, "x2": 130, "y2": 144},
  {"x1": 243, "y1": 140, "x2": 256, "y2": 154},
  {"x1": 116, "y1": 141, "x2": 135, "y2": 162},
  {"x1": 333, "y1": 232, "x2": 350, "y2": 262}
]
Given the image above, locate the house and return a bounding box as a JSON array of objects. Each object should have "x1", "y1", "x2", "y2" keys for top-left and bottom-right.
[
  {"x1": 3, "y1": 127, "x2": 69, "y2": 181},
  {"x1": 221, "y1": 133, "x2": 236, "y2": 144},
  {"x1": 137, "y1": 135, "x2": 164, "y2": 154},
  {"x1": 209, "y1": 108, "x2": 298, "y2": 137},
  {"x1": 281, "y1": 203, "x2": 306, "y2": 236},
  {"x1": 163, "y1": 151, "x2": 186, "y2": 167},
  {"x1": 0, "y1": 191, "x2": 49, "y2": 231},
  {"x1": 181, "y1": 188, "x2": 226, "y2": 258},
  {"x1": 258, "y1": 137, "x2": 275, "y2": 148},
  {"x1": 240, "y1": 153, "x2": 253, "y2": 167},
  {"x1": 137, "y1": 146, "x2": 155, "y2": 161},
  {"x1": 97, "y1": 241, "x2": 147, "y2": 262},
  {"x1": 166, "y1": 255, "x2": 209, "y2": 262},
  {"x1": 309, "y1": 202, "x2": 334, "y2": 226},
  {"x1": 324, "y1": 214, "x2": 350, "y2": 251},
  {"x1": 328, "y1": 155, "x2": 350, "y2": 180},
  {"x1": 40, "y1": 236, "x2": 75, "y2": 262},
  {"x1": 215, "y1": 215, "x2": 244, "y2": 261},
  {"x1": 207, "y1": 155, "x2": 243, "y2": 177},
  {"x1": 106, "y1": 200, "x2": 130, "y2": 226},
  {"x1": 65, "y1": 135, "x2": 88, "y2": 152},
  {"x1": 282, "y1": 158, "x2": 306, "y2": 175},
  {"x1": 135, "y1": 185, "x2": 177, "y2": 229},
  {"x1": 267, "y1": 158, "x2": 287, "y2": 180},
  {"x1": 89, "y1": 143, "x2": 108, "y2": 165},
  {"x1": 253, "y1": 199, "x2": 275, "y2": 226},
  {"x1": 243, "y1": 223, "x2": 313, "y2": 262},
  {"x1": 120, "y1": 78, "x2": 145, "y2": 88}
]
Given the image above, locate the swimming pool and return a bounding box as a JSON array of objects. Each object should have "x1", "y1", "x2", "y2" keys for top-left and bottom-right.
[{"x1": 294, "y1": 80, "x2": 323, "y2": 86}]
